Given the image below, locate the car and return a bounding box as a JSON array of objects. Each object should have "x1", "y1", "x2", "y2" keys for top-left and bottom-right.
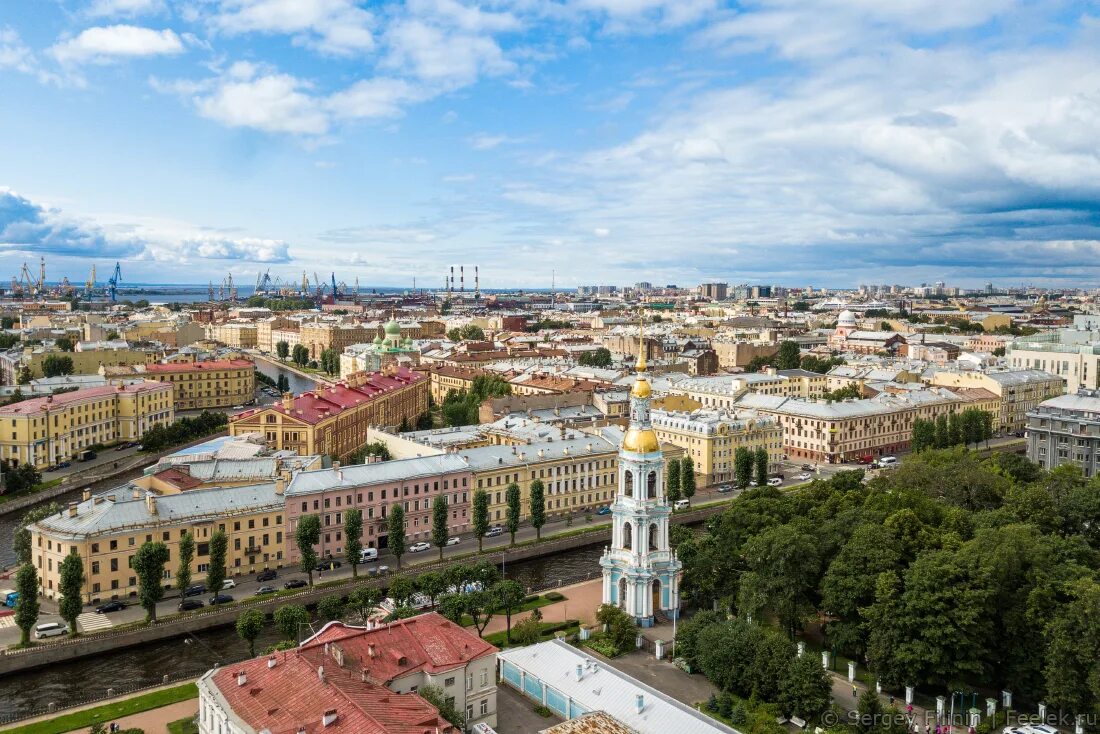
[
  {"x1": 284, "y1": 579, "x2": 308, "y2": 589},
  {"x1": 795, "y1": 473, "x2": 812, "y2": 481},
  {"x1": 749, "y1": 480, "x2": 760, "y2": 487},
  {"x1": 221, "y1": 579, "x2": 236, "y2": 590},
  {"x1": 446, "y1": 536, "x2": 461, "y2": 546},
  {"x1": 34, "y1": 622, "x2": 68, "y2": 639},
  {"x1": 800, "y1": 464, "x2": 814, "y2": 471},
  {"x1": 209, "y1": 593, "x2": 234, "y2": 605},
  {"x1": 409, "y1": 542, "x2": 431, "y2": 553},
  {"x1": 767, "y1": 477, "x2": 783, "y2": 487},
  {"x1": 183, "y1": 584, "x2": 206, "y2": 597},
  {"x1": 486, "y1": 526, "x2": 504, "y2": 537},
  {"x1": 377, "y1": 565, "x2": 390, "y2": 575},
  {"x1": 879, "y1": 456, "x2": 898, "y2": 466},
  {"x1": 58, "y1": 461, "x2": 71, "y2": 468},
  {"x1": 256, "y1": 569, "x2": 277, "y2": 582},
  {"x1": 114, "y1": 444, "x2": 129, "y2": 452},
  {"x1": 95, "y1": 600, "x2": 126, "y2": 613},
  {"x1": 178, "y1": 598, "x2": 204, "y2": 611},
  {"x1": 674, "y1": 499, "x2": 691, "y2": 510},
  {"x1": 359, "y1": 548, "x2": 378, "y2": 563},
  {"x1": 717, "y1": 484, "x2": 734, "y2": 493},
  {"x1": 255, "y1": 586, "x2": 277, "y2": 596},
  {"x1": 315, "y1": 560, "x2": 342, "y2": 571},
  {"x1": 595, "y1": 506, "x2": 612, "y2": 515},
  {"x1": 232, "y1": 405, "x2": 244, "y2": 410}
]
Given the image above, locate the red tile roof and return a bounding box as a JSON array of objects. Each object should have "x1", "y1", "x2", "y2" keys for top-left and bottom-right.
[
  {"x1": 144, "y1": 359, "x2": 254, "y2": 372},
  {"x1": 0, "y1": 381, "x2": 170, "y2": 416},
  {"x1": 151, "y1": 467, "x2": 203, "y2": 491}
]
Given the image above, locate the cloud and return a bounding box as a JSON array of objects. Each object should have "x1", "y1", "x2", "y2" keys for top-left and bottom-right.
[
  {"x1": 382, "y1": 19, "x2": 515, "y2": 86},
  {"x1": 468, "y1": 133, "x2": 528, "y2": 150},
  {"x1": 173, "y1": 236, "x2": 291, "y2": 263},
  {"x1": 193, "y1": 64, "x2": 330, "y2": 135},
  {"x1": 209, "y1": 0, "x2": 374, "y2": 55},
  {"x1": 49, "y1": 25, "x2": 185, "y2": 64},
  {"x1": 85, "y1": 0, "x2": 165, "y2": 17}
]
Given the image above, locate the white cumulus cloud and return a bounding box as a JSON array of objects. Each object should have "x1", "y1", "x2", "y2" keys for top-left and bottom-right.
[{"x1": 49, "y1": 25, "x2": 185, "y2": 64}]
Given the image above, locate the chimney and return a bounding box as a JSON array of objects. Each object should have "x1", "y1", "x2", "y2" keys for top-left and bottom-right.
[
  {"x1": 132, "y1": 488, "x2": 141, "y2": 500},
  {"x1": 82, "y1": 488, "x2": 91, "y2": 502},
  {"x1": 67, "y1": 502, "x2": 78, "y2": 518},
  {"x1": 267, "y1": 657, "x2": 277, "y2": 669},
  {"x1": 317, "y1": 665, "x2": 325, "y2": 683},
  {"x1": 636, "y1": 694, "x2": 645, "y2": 713},
  {"x1": 575, "y1": 664, "x2": 583, "y2": 682},
  {"x1": 236, "y1": 671, "x2": 247, "y2": 686},
  {"x1": 322, "y1": 710, "x2": 338, "y2": 727},
  {"x1": 332, "y1": 461, "x2": 341, "y2": 470},
  {"x1": 281, "y1": 392, "x2": 294, "y2": 411},
  {"x1": 275, "y1": 477, "x2": 286, "y2": 495},
  {"x1": 146, "y1": 494, "x2": 157, "y2": 516}
]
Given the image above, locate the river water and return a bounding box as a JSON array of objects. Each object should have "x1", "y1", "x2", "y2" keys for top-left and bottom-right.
[
  {"x1": 0, "y1": 542, "x2": 608, "y2": 721},
  {"x1": 254, "y1": 358, "x2": 318, "y2": 395}
]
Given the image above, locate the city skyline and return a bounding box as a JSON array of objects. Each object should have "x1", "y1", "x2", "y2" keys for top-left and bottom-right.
[{"x1": 3, "y1": 1, "x2": 1100, "y2": 288}]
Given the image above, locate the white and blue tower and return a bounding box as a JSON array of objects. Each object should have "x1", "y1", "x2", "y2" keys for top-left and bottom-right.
[{"x1": 600, "y1": 319, "x2": 681, "y2": 627}]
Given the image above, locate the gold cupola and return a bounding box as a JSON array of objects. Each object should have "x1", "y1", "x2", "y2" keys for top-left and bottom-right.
[{"x1": 622, "y1": 315, "x2": 659, "y2": 453}]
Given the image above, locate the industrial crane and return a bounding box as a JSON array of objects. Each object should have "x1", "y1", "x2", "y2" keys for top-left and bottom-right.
[
  {"x1": 256, "y1": 269, "x2": 274, "y2": 294},
  {"x1": 107, "y1": 262, "x2": 122, "y2": 302},
  {"x1": 85, "y1": 264, "x2": 96, "y2": 296}
]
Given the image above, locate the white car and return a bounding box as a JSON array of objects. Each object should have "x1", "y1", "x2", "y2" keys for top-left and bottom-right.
[
  {"x1": 222, "y1": 579, "x2": 236, "y2": 589},
  {"x1": 409, "y1": 542, "x2": 431, "y2": 553},
  {"x1": 34, "y1": 622, "x2": 68, "y2": 639},
  {"x1": 446, "y1": 536, "x2": 461, "y2": 546},
  {"x1": 767, "y1": 477, "x2": 783, "y2": 487},
  {"x1": 795, "y1": 473, "x2": 812, "y2": 481}
]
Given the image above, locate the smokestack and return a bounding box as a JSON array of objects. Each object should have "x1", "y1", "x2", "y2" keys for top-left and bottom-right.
[
  {"x1": 475, "y1": 265, "x2": 479, "y2": 299},
  {"x1": 460, "y1": 265, "x2": 465, "y2": 294}
]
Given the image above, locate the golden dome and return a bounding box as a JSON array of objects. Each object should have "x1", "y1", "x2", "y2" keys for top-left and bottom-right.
[
  {"x1": 622, "y1": 426, "x2": 660, "y2": 453},
  {"x1": 631, "y1": 377, "x2": 652, "y2": 399}
]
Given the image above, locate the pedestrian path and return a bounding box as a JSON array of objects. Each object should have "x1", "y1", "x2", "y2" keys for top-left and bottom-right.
[
  {"x1": 0, "y1": 615, "x2": 14, "y2": 630},
  {"x1": 77, "y1": 612, "x2": 112, "y2": 633}
]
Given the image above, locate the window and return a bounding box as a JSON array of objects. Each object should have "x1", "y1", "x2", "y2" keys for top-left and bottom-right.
[
  {"x1": 445, "y1": 677, "x2": 455, "y2": 687},
  {"x1": 480, "y1": 699, "x2": 488, "y2": 716}
]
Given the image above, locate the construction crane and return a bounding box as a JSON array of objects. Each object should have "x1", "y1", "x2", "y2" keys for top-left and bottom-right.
[
  {"x1": 330, "y1": 272, "x2": 338, "y2": 299},
  {"x1": 19, "y1": 262, "x2": 35, "y2": 295},
  {"x1": 208, "y1": 281, "x2": 215, "y2": 302},
  {"x1": 256, "y1": 269, "x2": 273, "y2": 294},
  {"x1": 301, "y1": 271, "x2": 310, "y2": 296},
  {"x1": 107, "y1": 262, "x2": 122, "y2": 302},
  {"x1": 84, "y1": 265, "x2": 96, "y2": 296},
  {"x1": 37, "y1": 257, "x2": 45, "y2": 294}
]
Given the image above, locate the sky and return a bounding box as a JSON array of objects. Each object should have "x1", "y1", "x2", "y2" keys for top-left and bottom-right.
[{"x1": 2, "y1": 1, "x2": 1100, "y2": 291}]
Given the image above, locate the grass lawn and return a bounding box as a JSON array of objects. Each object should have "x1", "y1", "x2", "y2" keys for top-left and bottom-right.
[
  {"x1": 2, "y1": 683, "x2": 197, "y2": 734},
  {"x1": 484, "y1": 620, "x2": 580, "y2": 648},
  {"x1": 0, "y1": 478, "x2": 64, "y2": 505},
  {"x1": 458, "y1": 593, "x2": 564, "y2": 627},
  {"x1": 167, "y1": 717, "x2": 199, "y2": 734}
]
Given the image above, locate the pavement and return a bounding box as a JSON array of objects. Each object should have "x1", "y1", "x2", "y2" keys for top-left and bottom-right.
[
  {"x1": 482, "y1": 578, "x2": 603, "y2": 637},
  {"x1": 59, "y1": 699, "x2": 198, "y2": 734},
  {"x1": 496, "y1": 683, "x2": 562, "y2": 733}
]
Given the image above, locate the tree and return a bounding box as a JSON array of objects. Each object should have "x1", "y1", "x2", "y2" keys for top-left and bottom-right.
[
  {"x1": 1043, "y1": 578, "x2": 1100, "y2": 715},
  {"x1": 495, "y1": 579, "x2": 526, "y2": 643},
  {"x1": 275, "y1": 340, "x2": 289, "y2": 359},
  {"x1": 505, "y1": 483, "x2": 521, "y2": 545},
  {"x1": 274, "y1": 604, "x2": 309, "y2": 643},
  {"x1": 680, "y1": 457, "x2": 696, "y2": 501},
  {"x1": 595, "y1": 603, "x2": 637, "y2": 654},
  {"x1": 176, "y1": 531, "x2": 195, "y2": 595},
  {"x1": 42, "y1": 354, "x2": 74, "y2": 377},
  {"x1": 291, "y1": 344, "x2": 309, "y2": 366},
  {"x1": 16, "y1": 365, "x2": 32, "y2": 384},
  {"x1": 388, "y1": 575, "x2": 417, "y2": 608},
  {"x1": 754, "y1": 447, "x2": 769, "y2": 487},
  {"x1": 388, "y1": 503, "x2": 406, "y2": 569},
  {"x1": 347, "y1": 586, "x2": 380, "y2": 620},
  {"x1": 820, "y1": 524, "x2": 901, "y2": 657},
  {"x1": 472, "y1": 490, "x2": 489, "y2": 552},
  {"x1": 511, "y1": 615, "x2": 543, "y2": 646},
  {"x1": 417, "y1": 571, "x2": 447, "y2": 608},
  {"x1": 578, "y1": 347, "x2": 612, "y2": 368},
  {"x1": 133, "y1": 541, "x2": 170, "y2": 623},
  {"x1": 432, "y1": 495, "x2": 449, "y2": 561},
  {"x1": 933, "y1": 413, "x2": 949, "y2": 448},
  {"x1": 463, "y1": 588, "x2": 497, "y2": 637},
  {"x1": 738, "y1": 525, "x2": 820, "y2": 639},
  {"x1": 320, "y1": 348, "x2": 339, "y2": 375},
  {"x1": 438, "y1": 593, "x2": 466, "y2": 624},
  {"x1": 14, "y1": 563, "x2": 39, "y2": 646},
  {"x1": 276, "y1": 374, "x2": 289, "y2": 392},
  {"x1": 344, "y1": 509, "x2": 363, "y2": 578},
  {"x1": 14, "y1": 502, "x2": 59, "y2": 565},
  {"x1": 419, "y1": 685, "x2": 465, "y2": 729},
  {"x1": 207, "y1": 530, "x2": 228, "y2": 596},
  {"x1": 780, "y1": 652, "x2": 832, "y2": 718},
  {"x1": 447, "y1": 324, "x2": 486, "y2": 342},
  {"x1": 58, "y1": 551, "x2": 85, "y2": 636},
  {"x1": 666, "y1": 459, "x2": 681, "y2": 503},
  {"x1": 734, "y1": 447, "x2": 753, "y2": 488},
  {"x1": 236, "y1": 609, "x2": 266, "y2": 657},
  {"x1": 529, "y1": 479, "x2": 545, "y2": 541},
  {"x1": 295, "y1": 514, "x2": 320, "y2": 586},
  {"x1": 55, "y1": 336, "x2": 74, "y2": 352},
  {"x1": 775, "y1": 341, "x2": 801, "y2": 370},
  {"x1": 317, "y1": 595, "x2": 344, "y2": 621}
]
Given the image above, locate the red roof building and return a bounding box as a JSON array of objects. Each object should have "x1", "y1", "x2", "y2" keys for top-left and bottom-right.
[{"x1": 197, "y1": 613, "x2": 499, "y2": 734}]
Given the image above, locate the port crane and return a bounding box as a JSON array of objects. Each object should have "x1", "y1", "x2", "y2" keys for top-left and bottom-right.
[{"x1": 107, "y1": 262, "x2": 122, "y2": 302}]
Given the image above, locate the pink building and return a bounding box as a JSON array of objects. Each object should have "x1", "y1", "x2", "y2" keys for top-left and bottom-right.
[{"x1": 283, "y1": 454, "x2": 472, "y2": 561}]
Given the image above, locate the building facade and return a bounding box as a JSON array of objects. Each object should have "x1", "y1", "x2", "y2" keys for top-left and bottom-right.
[
  {"x1": 650, "y1": 408, "x2": 782, "y2": 487},
  {"x1": 0, "y1": 381, "x2": 174, "y2": 470},
  {"x1": 925, "y1": 368, "x2": 1065, "y2": 432},
  {"x1": 1026, "y1": 390, "x2": 1100, "y2": 477},
  {"x1": 109, "y1": 359, "x2": 256, "y2": 410},
  {"x1": 1007, "y1": 330, "x2": 1100, "y2": 394}
]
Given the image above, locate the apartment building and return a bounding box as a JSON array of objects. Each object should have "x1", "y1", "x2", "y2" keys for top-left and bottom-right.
[
  {"x1": 650, "y1": 408, "x2": 783, "y2": 486},
  {"x1": 283, "y1": 454, "x2": 472, "y2": 559},
  {"x1": 670, "y1": 369, "x2": 826, "y2": 409},
  {"x1": 0, "y1": 381, "x2": 174, "y2": 469},
  {"x1": 205, "y1": 322, "x2": 258, "y2": 349},
  {"x1": 29, "y1": 481, "x2": 284, "y2": 602},
  {"x1": 254, "y1": 316, "x2": 297, "y2": 353},
  {"x1": 712, "y1": 340, "x2": 779, "y2": 370},
  {"x1": 1026, "y1": 390, "x2": 1100, "y2": 476},
  {"x1": 105, "y1": 359, "x2": 256, "y2": 410},
  {"x1": 299, "y1": 323, "x2": 376, "y2": 360},
  {"x1": 421, "y1": 364, "x2": 484, "y2": 403},
  {"x1": 925, "y1": 368, "x2": 1065, "y2": 432},
  {"x1": 229, "y1": 367, "x2": 428, "y2": 461},
  {"x1": 1007, "y1": 329, "x2": 1100, "y2": 393},
  {"x1": 735, "y1": 388, "x2": 965, "y2": 463}
]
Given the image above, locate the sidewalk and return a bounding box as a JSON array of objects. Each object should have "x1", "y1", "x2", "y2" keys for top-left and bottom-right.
[
  {"x1": 61, "y1": 700, "x2": 196, "y2": 734},
  {"x1": 481, "y1": 578, "x2": 603, "y2": 636},
  {"x1": 830, "y1": 672, "x2": 942, "y2": 733}
]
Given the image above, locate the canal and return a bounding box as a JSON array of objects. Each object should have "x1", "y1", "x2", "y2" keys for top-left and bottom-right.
[
  {"x1": 0, "y1": 543, "x2": 607, "y2": 721},
  {"x1": 253, "y1": 357, "x2": 318, "y2": 395}
]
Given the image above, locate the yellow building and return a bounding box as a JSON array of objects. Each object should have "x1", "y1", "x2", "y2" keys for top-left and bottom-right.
[
  {"x1": 205, "y1": 322, "x2": 259, "y2": 349},
  {"x1": 29, "y1": 481, "x2": 286, "y2": 602},
  {"x1": 0, "y1": 381, "x2": 174, "y2": 469},
  {"x1": 228, "y1": 367, "x2": 429, "y2": 461},
  {"x1": 106, "y1": 359, "x2": 256, "y2": 410},
  {"x1": 299, "y1": 323, "x2": 376, "y2": 360},
  {"x1": 421, "y1": 364, "x2": 483, "y2": 404},
  {"x1": 21, "y1": 346, "x2": 158, "y2": 379},
  {"x1": 650, "y1": 408, "x2": 783, "y2": 487},
  {"x1": 924, "y1": 368, "x2": 1065, "y2": 432}
]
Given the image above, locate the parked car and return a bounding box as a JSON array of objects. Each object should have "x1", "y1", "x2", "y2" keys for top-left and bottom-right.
[
  {"x1": 800, "y1": 464, "x2": 814, "y2": 471},
  {"x1": 674, "y1": 499, "x2": 691, "y2": 510},
  {"x1": 284, "y1": 579, "x2": 308, "y2": 589},
  {"x1": 178, "y1": 598, "x2": 204, "y2": 611},
  {"x1": 486, "y1": 526, "x2": 504, "y2": 537},
  {"x1": 376, "y1": 565, "x2": 390, "y2": 575},
  {"x1": 209, "y1": 593, "x2": 234, "y2": 605},
  {"x1": 795, "y1": 473, "x2": 812, "y2": 481},
  {"x1": 34, "y1": 622, "x2": 68, "y2": 639},
  {"x1": 596, "y1": 506, "x2": 612, "y2": 515},
  {"x1": 879, "y1": 456, "x2": 898, "y2": 467},
  {"x1": 315, "y1": 560, "x2": 342, "y2": 571},
  {"x1": 256, "y1": 569, "x2": 277, "y2": 582},
  {"x1": 114, "y1": 444, "x2": 129, "y2": 452},
  {"x1": 183, "y1": 584, "x2": 206, "y2": 597},
  {"x1": 358, "y1": 548, "x2": 378, "y2": 563},
  {"x1": 717, "y1": 484, "x2": 734, "y2": 493},
  {"x1": 221, "y1": 579, "x2": 236, "y2": 590},
  {"x1": 409, "y1": 542, "x2": 431, "y2": 553},
  {"x1": 767, "y1": 477, "x2": 783, "y2": 487},
  {"x1": 255, "y1": 586, "x2": 277, "y2": 596},
  {"x1": 58, "y1": 461, "x2": 71, "y2": 468},
  {"x1": 446, "y1": 536, "x2": 461, "y2": 546},
  {"x1": 95, "y1": 600, "x2": 127, "y2": 613}
]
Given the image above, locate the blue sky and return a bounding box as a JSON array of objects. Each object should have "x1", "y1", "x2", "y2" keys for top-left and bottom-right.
[{"x1": 2, "y1": 1, "x2": 1100, "y2": 290}]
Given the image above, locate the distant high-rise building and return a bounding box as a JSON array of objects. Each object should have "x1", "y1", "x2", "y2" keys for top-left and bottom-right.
[
  {"x1": 635, "y1": 281, "x2": 653, "y2": 291},
  {"x1": 699, "y1": 282, "x2": 728, "y2": 300}
]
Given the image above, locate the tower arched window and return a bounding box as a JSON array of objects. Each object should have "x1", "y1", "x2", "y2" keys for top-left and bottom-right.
[
  {"x1": 646, "y1": 471, "x2": 657, "y2": 499},
  {"x1": 624, "y1": 470, "x2": 633, "y2": 497},
  {"x1": 649, "y1": 522, "x2": 659, "y2": 551},
  {"x1": 622, "y1": 521, "x2": 633, "y2": 551}
]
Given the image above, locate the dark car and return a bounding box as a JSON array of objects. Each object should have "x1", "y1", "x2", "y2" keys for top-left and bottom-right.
[
  {"x1": 284, "y1": 579, "x2": 308, "y2": 589},
  {"x1": 256, "y1": 569, "x2": 277, "y2": 582},
  {"x1": 595, "y1": 506, "x2": 612, "y2": 516},
  {"x1": 801, "y1": 464, "x2": 814, "y2": 471},
  {"x1": 58, "y1": 461, "x2": 72, "y2": 468},
  {"x1": 183, "y1": 584, "x2": 206, "y2": 597},
  {"x1": 115, "y1": 444, "x2": 128, "y2": 451},
  {"x1": 95, "y1": 600, "x2": 126, "y2": 613},
  {"x1": 178, "y1": 598, "x2": 204, "y2": 611},
  {"x1": 315, "y1": 560, "x2": 342, "y2": 572},
  {"x1": 209, "y1": 593, "x2": 234, "y2": 605},
  {"x1": 255, "y1": 586, "x2": 277, "y2": 596}
]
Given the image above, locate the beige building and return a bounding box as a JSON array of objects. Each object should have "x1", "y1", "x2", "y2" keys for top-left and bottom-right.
[
  {"x1": 650, "y1": 408, "x2": 783, "y2": 487},
  {"x1": 925, "y1": 368, "x2": 1065, "y2": 432},
  {"x1": 1007, "y1": 330, "x2": 1100, "y2": 394},
  {"x1": 0, "y1": 381, "x2": 174, "y2": 470},
  {"x1": 106, "y1": 359, "x2": 257, "y2": 411},
  {"x1": 254, "y1": 316, "x2": 297, "y2": 353},
  {"x1": 712, "y1": 340, "x2": 780, "y2": 370},
  {"x1": 205, "y1": 322, "x2": 258, "y2": 349},
  {"x1": 299, "y1": 323, "x2": 376, "y2": 360}
]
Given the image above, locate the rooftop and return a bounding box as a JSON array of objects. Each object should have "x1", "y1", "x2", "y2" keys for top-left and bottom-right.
[
  {"x1": 286, "y1": 454, "x2": 470, "y2": 496},
  {"x1": 0, "y1": 380, "x2": 170, "y2": 416}
]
